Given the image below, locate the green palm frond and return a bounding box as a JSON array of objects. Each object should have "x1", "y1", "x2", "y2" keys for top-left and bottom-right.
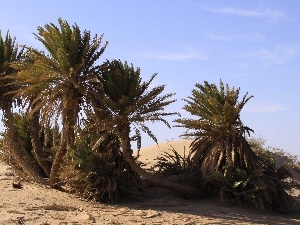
[
  {"x1": 0, "y1": 30, "x2": 24, "y2": 110},
  {"x1": 92, "y1": 59, "x2": 178, "y2": 144},
  {"x1": 12, "y1": 18, "x2": 107, "y2": 132},
  {"x1": 0, "y1": 31, "x2": 24, "y2": 69},
  {"x1": 175, "y1": 80, "x2": 260, "y2": 176}
]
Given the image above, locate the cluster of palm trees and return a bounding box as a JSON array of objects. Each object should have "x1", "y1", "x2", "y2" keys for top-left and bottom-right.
[
  {"x1": 0, "y1": 18, "x2": 295, "y2": 210},
  {"x1": 0, "y1": 18, "x2": 193, "y2": 194}
]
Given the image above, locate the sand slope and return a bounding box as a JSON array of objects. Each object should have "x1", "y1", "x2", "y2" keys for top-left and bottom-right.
[
  {"x1": 138, "y1": 139, "x2": 300, "y2": 183},
  {"x1": 136, "y1": 139, "x2": 193, "y2": 168}
]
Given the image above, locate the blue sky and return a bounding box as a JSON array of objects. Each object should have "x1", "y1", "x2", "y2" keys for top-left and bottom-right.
[{"x1": 0, "y1": 1, "x2": 299, "y2": 156}]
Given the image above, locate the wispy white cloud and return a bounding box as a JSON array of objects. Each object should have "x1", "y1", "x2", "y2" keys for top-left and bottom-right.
[
  {"x1": 207, "y1": 33, "x2": 265, "y2": 42},
  {"x1": 244, "y1": 103, "x2": 291, "y2": 113},
  {"x1": 205, "y1": 7, "x2": 285, "y2": 22},
  {"x1": 138, "y1": 50, "x2": 209, "y2": 61},
  {"x1": 245, "y1": 44, "x2": 299, "y2": 66}
]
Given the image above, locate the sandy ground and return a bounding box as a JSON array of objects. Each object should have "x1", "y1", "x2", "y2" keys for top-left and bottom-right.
[{"x1": 1, "y1": 140, "x2": 300, "y2": 225}]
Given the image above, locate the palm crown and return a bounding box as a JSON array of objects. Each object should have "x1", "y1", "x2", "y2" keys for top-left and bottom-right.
[
  {"x1": 0, "y1": 31, "x2": 24, "y2": 111},
  {"x1": 15, "y1": 18, "x2": 107, "y2": 130},
  {"x1": 93, "y1": 59, "x2": 178, "y2": 144},
  {"x1": 175, "y1": 80, "x2": 261, "y2": 176}
]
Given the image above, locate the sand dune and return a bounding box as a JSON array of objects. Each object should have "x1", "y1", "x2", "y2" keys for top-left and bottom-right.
[
  {"x1": 136, "y1": 139, "x2": 193, "y2": 168},
  {"x1": 138, "y1": 139, "x2": 300, "y2": 183}
]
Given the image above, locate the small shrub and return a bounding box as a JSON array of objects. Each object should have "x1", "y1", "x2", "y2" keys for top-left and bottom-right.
[
  {"x1": 153, "y1": 146, "x2": 192, "y2": 176},
  {"x1": 152, "y1": 146, "x2": 201, "y2": 189},
  {"x1": 61, "y1": 136, "x2": 142, "y2": 202},
  {"x1": 203, "y1": 164, "x2": 295, "y2": 212}
]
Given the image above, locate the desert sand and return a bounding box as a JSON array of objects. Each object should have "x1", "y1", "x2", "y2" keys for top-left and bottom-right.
[{"x1": 0, "y1": 139, "x2": 300, "y2": 225}]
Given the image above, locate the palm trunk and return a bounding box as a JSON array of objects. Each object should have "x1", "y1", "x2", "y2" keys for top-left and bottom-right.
[
  {"x1": 49, "y1": 138, "x2": 67, "y2": 188},
  {"x1": 118, "y1": 124, "x2": 200, "y2": 197},
  {"x1": 49, "y1": 117, "x2": 70, "y2": 188},
  {"x1": 49, "y1": 98, "x2": 77, "y2": 189},
  {"x1": 5, "y1": 108, "x2": 44, "y2": 183},
  {"x1": 29, "y1": 108, "x2": 51, "y2": 177}
]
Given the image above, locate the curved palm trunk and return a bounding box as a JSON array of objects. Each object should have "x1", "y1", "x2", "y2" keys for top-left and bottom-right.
[
  {"x1": 49, "y1": 97, "x2": 78, "y2": 189},
  {"x1": 49, "y1": 111, "x2": 71, "y2": 188},
  {"x1": 49, "y1": 137, "x2": 67, "y2": 188},
  {"x1": 29, "y1": 107, "x2": 51, "y2": 177},
  {"x1": 118, "y1": 125, "x2": 200, "y2": 197},
  {"x1": 5, "y1": 108, "x2": 45, "y2": 183}
]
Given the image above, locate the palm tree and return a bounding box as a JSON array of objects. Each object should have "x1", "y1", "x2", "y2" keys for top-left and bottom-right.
[
  {"x1": 175, "y1": 80, "x2": 262, "y2": 178},
  {"x1": 90, "y1": 59, "x2": 198, "y2": 196},
  {"x1": 0, "y1": 31, "x2": 44, "y2": 181},
  {"x1": 13, "y1": 18, "x2": 108, "y2": 188},
  {"x1": 11, "y1": 54, "x2": 52, "y2": 177},
  {"x1": 175, "y1": 80, "x2": 296, "y2": 211}
]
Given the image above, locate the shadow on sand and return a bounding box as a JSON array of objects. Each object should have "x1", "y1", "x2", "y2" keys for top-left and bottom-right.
[{"x1": 116, "y1": 186, "x2": 300, "y2": 225}]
